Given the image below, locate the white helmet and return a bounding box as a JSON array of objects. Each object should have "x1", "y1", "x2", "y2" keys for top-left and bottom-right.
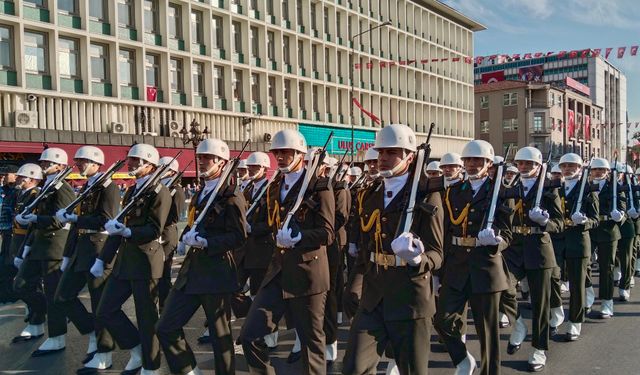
[
  {"x1": 493, "y1": 155, "x2": 504, "y2": 164},
  {"x1": 551, "y1": 165, "x2": 561, "y2": 174},
  {"x1": 426, "y1": 161, "x2": 441, "y2": 172},
  {"x1": 506, "y1": 166, "x2": 519, "y2": 174},
  {"x1": 461, "y1": 140, "x2": 494, "y2": 160},
  {"x1": 127, "y1": 143, "x2": 160, "y2": 166},
  {"x1": 514, "y1": 147, "x2": 542, "y2": 164},
  {"x1": 158, "y1": 156, "x2": 179, "y2": 173},
  {"x1": 16, "y1": 163, "x2": 43, "y2": 180},
  {"x1": 246, "y1": 151, "x2": 270, "y2": 168},
  {"x1": 348, "y1": 166, "x2": 363, "y2": 176},
  {"x1": 636, "y1": 167, "x2": 640, "y2": 175},
  {"x1": 324, "y1": 156, "x2": 338, "y2": 168},
  {"x1": 270, "y1": 129, "x2": 307, "y2": 153},
  {"x1": 373, "y1": 124, "x2": 417, "y2": 152},
  {"x1": 615, "y1": 163, "x2": 626, "y2": 173},
  {"x1": 364, "y1": 148, "x2": 379, "y2": 162},
  {"x1": 39, "y1": 147, "x2": 68, "y2": 165},
  {"x1": 559, "y1": 153, "x2": 582, "y2": 166},
  {"x1": 238, "y1": 159, "x2": 248, "y2": 169},
  {"x1": 196, "y1": 139, "x2": 230, "y2": 161},
  {"x1": 590, "y1": 158, "x2": 610, "y2": 170},
  {"x1": 440, "y1": 152, "x2": 463, "y2": 167},
  {"x1": 304, "y1": 147, "x2": 322, "y2": 162},
  {"x1": 74, "y1": 146, "x2": 105, "y2": 165}
]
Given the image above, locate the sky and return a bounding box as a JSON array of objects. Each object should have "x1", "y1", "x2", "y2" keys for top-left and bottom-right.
[{"x1": 441, "y1": 0, "x2": 640, "y2": 127}]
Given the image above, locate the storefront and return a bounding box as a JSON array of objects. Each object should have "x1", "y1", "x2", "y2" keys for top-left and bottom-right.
[{"x1": 298, "y1": 124, "x2": 377, "y2": 159}]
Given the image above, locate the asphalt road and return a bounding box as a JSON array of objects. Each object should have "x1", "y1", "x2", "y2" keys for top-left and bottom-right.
[{"x1": 1, "y1": 261, "x2": 640, "y2": 374}]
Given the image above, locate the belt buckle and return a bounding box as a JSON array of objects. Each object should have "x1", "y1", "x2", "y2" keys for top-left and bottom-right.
[{"x1": 461, "y1": 237, "x2": 476, "y2": 247}]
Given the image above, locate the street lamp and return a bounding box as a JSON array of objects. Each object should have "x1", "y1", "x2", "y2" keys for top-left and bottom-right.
[
  {"x1": 349, "y1": 20, "x2": 392, "y2": 161},
  {"x1": 180, "y1": 118, "x2": 209, "y2": 187}
]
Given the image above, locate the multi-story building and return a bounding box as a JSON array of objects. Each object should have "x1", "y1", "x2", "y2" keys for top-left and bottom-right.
[
  {"x1": 0, "y1": 0, "x2": 482, "y2": 176},
  {"x1": 475, "y1": 80, "x2": 603, "y2": 160},
  {"x1": 474, "y1": 53, "x2": 626, "y2": 160}
]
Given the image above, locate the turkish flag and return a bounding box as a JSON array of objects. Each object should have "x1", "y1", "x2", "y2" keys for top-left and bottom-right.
[
  {"x1": 146, "y1": 86, "x2": 157, "y2": 102},
  {"x1": 618, "y1": 47, "x2": 626, "y2": 58},
  {"x1": 605, "y1": 48, "x2": 613, "y2": 58},
  {"x1": 481, "y1": 71, "x2": 505, "y2": 84},
  {"x1": 631, "y1": 46, "x2": 638, "y2": 56},
  {"x1": 568, "y1": 110, "x2": 575, "y2": 139},
  {"x1": 584, "y1": 115, "x2": 591, "y2": 142}
]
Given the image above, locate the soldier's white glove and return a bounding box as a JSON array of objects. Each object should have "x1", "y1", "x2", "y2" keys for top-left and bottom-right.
[
  {"x1": 528, "y1": 207, "x2": 549, "y2": 226},
  {"x1": 90, "y1": 259, "x2": 104, "y2": 278},
  {"x1": 571, "y1": 212, "x2": 588, "y2": 226},
  {"x1": 56, "y1": 209, "x2": 77, "y2": 224},
  {"x1": 477, "y1": 228, "x2": 503, "y2": 246},
  {"x1": 184, "y1": 230, "x2": 208, "y2": 248},
  {"x1": 60, "y1": 257, "x2": 70, "y2": 272},
  {"x1": 348, "y1": 243, "x2": 358, "y2": 257},
  {"x1": 15, "y1": 213, "x2": 37, "y2": 226},
  {"x1": 176, "y1": 241, "x2": 186, "y2": 256},
  {"x1": 627, "y1": 208, "x2": 639, "y2": 220},
  {"x1": 391, "y1": 232, "x2": 424, "y2": 266},
  {"x1": 610, "y1": 209, "x2": 624, "y2": 223},
  {"x1": 13, "y1": 256, "x2": 23, "y2": 269},
  {"x1": 21, "y1": 245, "x2": 31, "y2": 259},
  {"x1": 105, "y1": 219, "x2": 131, "y2": 238},
  {"x1": 276, "y1": 228, "x2": 302, "y2": 249},
  {"x1": 246, "y1": 222, "x2": 252, "y2": 234}
]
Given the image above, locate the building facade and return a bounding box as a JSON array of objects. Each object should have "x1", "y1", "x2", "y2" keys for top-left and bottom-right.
[
  {"x1": 0, "y1": 0, "x2": 482, "y2": 172},
  {"x1": 474, "y1": 53, "x2": 626, "y2": 160},
  {"x1": 475, "y1": 80, "x2": 603, "y2": 160}
]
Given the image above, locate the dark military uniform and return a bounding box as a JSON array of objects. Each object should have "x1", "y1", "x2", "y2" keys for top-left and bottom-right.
[
  {"x1": 618, "y1": 180, "x2": 638, "y2": 294},
  {"x1": 158, "y1": 183, "x2": 186, "y2": 311},
  {"x1": 342, "y1": 176, "x2": 444, "y2": 375},
  {"x1": 434, "y1": 178, "x2": 513, "y2": 375},
  {"x1": 54, "y1": 177, "x2": 120, "y2": 354},
  {"x1": 239, "y1": 170, "x2": 335, "y2": 375},
  {"x1": 14, "y1": 180, "x2": 75, "y2": 339},
  {"x1": 156, "y1": 182, "x2": 247, "y2": 375},
  {"x1": 95, "y1": 181, "x2": 171, "y2": 371}
]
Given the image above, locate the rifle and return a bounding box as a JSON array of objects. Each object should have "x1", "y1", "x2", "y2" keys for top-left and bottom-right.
[
  {"x1": 246, "y1": 170, "x2": 281, "y2": 219},
  {"x1": 349, "y1": 173, "x2": 367, "y2": 191},
  {"x1": 486, "y1": 160, "x2": 506, "y2": 231},
  {"x1": 533, "y1": 150, "x2": 553, "y2": 209},
  {"x1": 396, "y1": 123, "x2": 434, "y2": 235},
  {"x1": 191, "y1": 139, "x2": 251, "y2": 230},
  {"x1": 21, "y1": 165, "x2": 74, "y2": 216},
  {"x1": 166, "y1": 160, "x2": 193, "y2": 197},
  {"x1": 612, "y1": 154, "x2": 618, "y2": 212},
  {"x1": 573, "y1": 157, "x2": 593, "y2": 215},
  {"x1": 625, "y1": 166, "x2": 636, "y2": 212},
  {"x1": 280, "y1": 132, "x2": 334, "y2": 235},
  {"x1": 330, "y1": 148, "x2": 350, "y2": 182},
  {"x1": 62, "y1": 159, "x2": 126, "y2": 214}
]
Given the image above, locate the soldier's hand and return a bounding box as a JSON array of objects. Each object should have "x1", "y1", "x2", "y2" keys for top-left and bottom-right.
[
  {"x1": 60, "y1": 257, "x2": 70, "y2": 272},
  {"x1": 528, "y1": 207, "x2": 549, "y2": 226},
  {"x1": 184, "y1": 230, "x2": 207, "y2": 248},
  {"x1": 391, "y1": 232, "x2": 424, "y2": 266},
  {"x1": 16, "y1": 213, "x2": 37, "y2": 226},
  {"x1": 571, "y1": 212, "x2": 588, "y2": 226},
  {"x1": 276, "y1": 228, "x2": 302, "y2": 249},
  {"x1": 348, "y1": 243, "x2": 358, "y2": 257},
  {"x1": 105, "y1": 219, "x2": 131, "y2": 238},
  {"x1": 610, "y1": 210, "x2": 624, "y2": 223},
  {"x1": 56, "y1": 209, "x2": 77, "y2": 223},
  {"x1": 177, "y1": 241, "x2": 186, "y2": 256},
  {"x1": 627, "y1": 208, "x2": 639, "y2": 220},
  {"x1": 13, "y1": 257, "x2": 23, "y2": 269},
  {"x1": 90, "y1": 259, "x2": 104, "y2": 278},
  {"x1": 477, "y1": 228, "x2": 503, "y2": 246},
  {"x1": 246, "y1": 222, "x2": 252, "y2": 234}
]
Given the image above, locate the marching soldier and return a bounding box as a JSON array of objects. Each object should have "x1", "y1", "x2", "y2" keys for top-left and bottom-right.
[
  {"x1": 342, "y1": 124, "x2": 444, "y2": 375},
  {"x1": 440, "y1": 152, "x2": 464, "y2": 188},
  {"x1": 239, "y1": 129, "x2": 335, "y2": 375},
  {"x1": 616, "y1": 164, "x2": 638, "y2": 302},
  {"x1": 504, "y1": 166, "x2": 519, "y2": 186},
  {"x1": 347, "y1": 166, "x2": 362, "y2": 185},
  {"x1": 157, "y1": 157, "x2": 186, "y2": 312},
  {"x1": 0, "y1": 164, "x2": 19, "y2": 303},
  {"x1": 238, "y1": 159, "x2": 251, "y2": 192},
  {"x1": 503, "y1": 147, "x2": 563, "y2": 372},
  {"x1": 425, "y1": 161, "x2": 442, "y2": 179},
  {"x1": 589, "y1": 158, "x2": 625, "y2": 319},
  {"x1": 156, "y1": 138, "x2": 247, "y2": 375},
  {"x1": 93, "y1": 144, "x2": 171, "y2": 375},
  {"x1": 434, "y1": 140, "x2": 514, "y2": 375},
  {"x1": 13, "y1": 148, "x2": 76, "y2": 356}
]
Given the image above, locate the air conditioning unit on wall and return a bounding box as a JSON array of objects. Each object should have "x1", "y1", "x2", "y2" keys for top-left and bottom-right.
[
  {"x1": 168, "y1": 120, "x2": 181, "y2": 137},
  {"x1": 14, "y1": 110, "x2": 38, "y2": 128},
  {"x1": 110, "y1": 122, "x2": 128, "y2": 134}
]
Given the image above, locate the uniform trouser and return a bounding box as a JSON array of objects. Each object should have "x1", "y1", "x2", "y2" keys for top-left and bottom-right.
[
  {"x1": 342, "y1": 303, "x2": 431, "y2": 375},
  {"x1": 596, "y1": 240, "x2": 618, "y2": 300},
  {"x1": 13, "y1": 259, "x2": 68, "y2": 336},
  {"x1": 336, "y1": 249, "x2": 346, "y2": 315},
  {"x1": 246, "y1": 268, "x2": 267, "y2": 296},
  {"x1": 550, "y1": 239, "x2": 565, "y2": 311},
  {"x1": 239, "y1": 275, "x2": 327, "y2": 375},
  {"x1": 565, "y1": 258, "x2": 589, "y2": 323},
  {"x1": 324, "y1": 242, "x2": 341, "y2": 345},
  {"x1": 618, "y1": 236, "x2": 635, "y2": 290},
  {"x1": 96, "y1": 276, "x2": 161, "y2": 371},
  {"x1": 158, "y1": 250, "x2": 175, "y2": 312},
  {"x1": 0, "y1": 231, "x2": 17, "y2": 299},
  {"x1": 54, "y1": 267, "x2": 115, "y2": 352},
  {"x1": 229, "y1": 261, "x2": 252, "y2": 319},
  {"x1": 342, "y1": 267, "x2": 364, "y2": 320},
  {"x1": 434, "y1": 282, "x2": 502, "y2": 375},
  {"x1": 156, "y1": 288, "x2": 234, "y2": 375}
]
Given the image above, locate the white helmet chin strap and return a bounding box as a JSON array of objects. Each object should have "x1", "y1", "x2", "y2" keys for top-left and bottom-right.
[
  {"x1": 279, "y1": 153, "x2": 303, "y2": 174},
  {"x1": 80, "y1": 163, "x2": 97, "y2": 178},
  {"x1": 129, "y1": 159, "x2": 149, "y2": 177},
  {"x1": 43, "y1": 163, "x2": 60, "y2": 176},
  {"x1": 200, "y1": 159, "x2": 224, "y2": 178},
  {"x1": 519, "y1": 164, "x2": 540, "y2": 179},
  {"x1": 565, "y1": 169, "x2": 581, "y2": 180},
  {"x1": 379, "y1": 151, "x2": 410, "y2": 178},
  {"x1": 467, "y1": 162, "x2": 489, "y2": 180}
]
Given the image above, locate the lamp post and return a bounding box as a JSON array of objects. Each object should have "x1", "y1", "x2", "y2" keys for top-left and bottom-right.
[
  {"x1": 349, "y1": 20, "x2": 392, "y2": 162},
  {"x1": 180, "y1": 118, "x2": 209, "y2": 187}
]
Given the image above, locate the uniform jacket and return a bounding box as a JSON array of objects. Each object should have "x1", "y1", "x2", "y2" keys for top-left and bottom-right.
[
  {"x1": 333, "y1": 181, "x2": 351, "y2": 247},
  {"x1": 242, "y1": 177, "x2": 276, "y2": 270},
  {"x1": 6, "y1": 187, "x2": 39, "y2": 263},
  {"x1": 556, "y1": 180, "x2": 599, "y2": 258},
  {"x1": 591, "y1": 180, "x2": 625, "y2": 243},
  {"x1": 161, "y1": 184, "x2": 186, "y2": 256},
  {"x1": 619, "y1": 181, "x2": 636, "y2": 239}
]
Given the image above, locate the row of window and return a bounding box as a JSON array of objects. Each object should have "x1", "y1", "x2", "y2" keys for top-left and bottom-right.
[{"x1": 478, "y1": 92, "x2": 518, "y2": 109}]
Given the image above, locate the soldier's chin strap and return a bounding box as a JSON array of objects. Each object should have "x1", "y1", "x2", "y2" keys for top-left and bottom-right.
[
  {"x1": 129, "y1": 159, "x2": 151, "y2": 177},
  {"x1": 564, "y1": 168, "x2": 581, "y2": 181},
  {"x1": 42, "y1": 162, "x2": 62, "y2": 176},
  {"x1": 278, "y1": 152, "x2": 303, "y2": 174},
  {"x1": 467, "y1": 161, "x2": 490, "y2": 180},
  {"x1": 379, "y1": 150, "x2": 411, "y2": 178},
  {"x1": 199, "y1": 158, "x2": 224, "y2": 178},
  {"x1": 519, "y1": 164, "x2": 540, "y2": 179}
]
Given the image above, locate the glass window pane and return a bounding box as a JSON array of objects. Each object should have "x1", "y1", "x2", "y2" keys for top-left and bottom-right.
[
  {"x1": 144, "y1": 0, "x2": 158, "y2": 33},
  {"x1": 168, "y1": 4, "x2": 182, "y2": 39},
  {"x1": 24, "y1": 0, "x2": 45, "y2": 8},
  {"x1": 89, "y1": 0, "x2": 105, "y2": 20},
  {"x1": 58, "y1": 38, "x2": 78, "y2": 77},
  {"x1": 212, "y1": 16, "x2": 223, "y2": 49},
  {"x1": 145, "y1": 54, "x2": 159, "y2": 87},
  {"x1": 90, "y1": 43, "x2": 108, "y2": 81},
  {"x1": 58, "y1": 0, "x2": 76, "y2": 13},
  {"x1": 118, "y1": 0, "x2": 133, "y2": 27},
  {"x1": 24, "y1": 31, "x2": 47, "y2": 73},
  {"x1": 0, "y1": 26, "x2": 12, "y2": 69},
  {"x1": 119, "y1": 49, "x2": 135, "y2": 86},
  {"x1": 191, "y1": 11, "x2": 203, "y2": 43}
]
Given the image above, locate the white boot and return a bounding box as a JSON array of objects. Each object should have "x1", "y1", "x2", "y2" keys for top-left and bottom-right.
[
  {"x1": 87, "y1": 331, "x2": 98, "y2": 354},
  {"x1": 585, "y1": 286, "x2": 595, "y2": 308},
  {"x1": 565, "y1": 322, "x2": 581, "y2": 341},
  {"x1": 635, "y1": 258, "x2": 640, "y2": 272},
  {"x1": 454, "y1": 351, "x2": 477, "y2": 375},
  {"x1": 599, "y1": 299, "x2": 614, "y2": 318},
  {"x1": 83, "y1": 352, "x2": 113, "y2": 370},
  {"x1": 550, "y1": 306, "x2": 565, "y2": 328},
  {"x1": 36, "y1": 334, "x2": 66, "y2": 351},
  {"x1": 291, "y1": 331, "x2": 301, "y2": 353},
  {"x1": 614, "y1": 266, "x2": 622, "y2": 282},
  {"x1": 561, "y1": 281, "x2": 570, "y2": 294},
  {"x1": 186, "y1": 367, "x2": 204, "y2": 375},
  {"x1": 140, "y1": 369, "x2": 159, "y2": 375},
  {"x1": 631, "y1": 277, "x2": 635, "y2": 288},
  {"x1": 500, "y1": 312, "x2": 510, "y2": 328},
  {"x1": 325, "y1": 340, "x2": 338, "y2": 361},
  {"x1": 125, "y1": 344, "x2": 143, "y2": 371},
  {"x1": 18, "y1": 323, "x2": 44, "y2": 339},
  {"x1": 520, "y1": 278, "x2": 530, "y2": 294},
  {"x1": 620, "y1": 288, "x2": 631, "y2": 301},
  {"x1": 509, "y1": 317, "x2": 528, "y2": 346},
  {"x1": 461, "y1": 334, "x2": 467, "y2": 343},
  {"x1": 385, "y1": 359, "x2": 400, "y2": 375},
  {"x1": 264, "y1": 331, "x2": 278, "y2": 348},
  {"x1": 337, "y1": 312, "x2": 343, "y2": 324},
  {"x1": 528, "y1": 349, "x2": 546, "y2": 371}
]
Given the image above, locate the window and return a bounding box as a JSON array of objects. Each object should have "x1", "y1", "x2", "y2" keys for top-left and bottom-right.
[
  {"x1": 90, "y1": 43, "x2": 109, "y2": 82},
  {"x1": 325, "y1": 87, "x2": 330, "y2": 113},
  {"x1": 297, "y1": 40, "x2": 304, "y2": 68},
  {"x1": 118, "y1": 0, "x2": 134, "y2": 28},
  {"x1": 310, "y1": 4, "x2": 317, "y2": 29},
  {"x1": 24, "y1": 31, "x2": 48, "y2": 74},
  {"x1": 192, "y1": 62, "x2": 205, "y2": 95},
  {"x1": 0, "y1": 25, "x2": 13, "y2": 70},
  {"x1": 267, "y1": 31, "x2": 275, "y2": 61},
  {"x1": 312, "y1": 45, "x2": 318, "y2": 71},
  {"x1": 336, "y1": 13, "x2": 341, "y2": 35},
  {"x1": 324, "y1": 47, "x2": 330, "y2": 73},
  {"x1": 323, "y1": 6, "x2": 329, "y2": 33},
  {"x1": 284, "y1": 79, "x2": 291, "y2": 107},
  {"x1": 296, "y1": 0, "x2": 303, "y2": 26},
  {"x1": 503, "y1": 143, "x2": 517, "y2": 155},
  {"x1": 266, "y1": 0, "x2": 274, "y2": 15},
  {"x1": 89, "y1": 0, "x2": 107, "y2": 21},
  {"x1": 250, "y1": 27, "x2": 259, "y2": 57},
  {"x1": 283, "y1": 36, "x2": 290, "y2": 64},
  {"x1": 480, "y1": 95, "x2": 488, "y2": 109},
  {"x1": 549, "y1": 92, "x2": 554, "y2": 105},
  {"x1": 168, "y1": 4, "x2": 182, "y2": 39},
  {"x1": 268, "y1": 77, "x2": 276, "y2": 105},
  {"x1": 58, "y1": 0, "x2": 78, "y2": 14},
  {"x1": 556, "y1": 95, "x2": 562, "y2": 107},
  {"x1": 212, "y1": 16, "x2": 223, "y2": 49},
  {"x1": 533, "y1": 112, "x2": 544, "y2": 132},
  {"x1": 251, "y1": 73, "x2": 260, "y2": 104},
  {"x1": 144, "y1": 0, "x2": 159, "y2": 34},
  {"x1": 191, "y1": 10, "x2": 203, "y2": 44},
  {"x1": 233, "y1": 21, "x2": 242, "y2": 54},
  {"x1": 145, "y1": 54, "x2": 160, "y2": 88},
  {"x1": 119, "y1": 49, "x2": 136, "y2": 86},
  {"x1": 312, "y1": 85, "x2": 319, "y2": 112},
  {"x1": 298, "y1": 82, "x2": 305, "y2": 110},
  {"x1": 24, "y1": 0, "x2": 46, "y2": 8},
  {"x1": 282, "y1": 0, "x2": 289, "y2": 21},
  {"x1": 58, "y1": 37, "x2": 79, "y2": 78},
  {"x1": 338, "y1": 51, "x2": 343, "y2": 76},
  {"x1": 170, "y1": 58, "x2": 183, "y2": 93},
  {"x1": 250, "y1": 0, "x2": 258, "y2": 10},
  {"x1": 502, "y1": 118, "x2": 518, "y2": 131},
  {"x1": 503, "y1": 92, "x2": 517, "y2": 106},
  {"x1": 233, "y1": 69, "x2": 243, "y2": 101},
  {"x1": 480, "y1": 120, "x2": 489, "y2": 133},
  {"x1": 213, "y1": 66, "x2": 224, "y2": 98}
]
